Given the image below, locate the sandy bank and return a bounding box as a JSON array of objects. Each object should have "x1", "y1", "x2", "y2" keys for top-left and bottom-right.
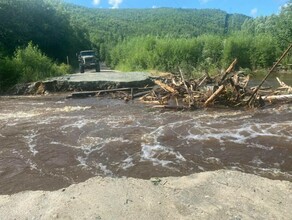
[{"x1": 0, "y1": 170, "x2": 291, "y2": 220}]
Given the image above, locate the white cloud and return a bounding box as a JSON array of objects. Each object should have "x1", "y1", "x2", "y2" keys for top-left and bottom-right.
[
  {"x1": 109, "y1": 0, "x2": 123, "y2": 9},
  {"x1": 199, "y1": 0, "x2": 211, "y2": 4},
  {"x1": 250, "y1": 8, "x2": 258, "y2": 17},
  {"x1": 280, "y1": 3, "x2": 290, "y2": 10},
  {"x1": 93, "y1": 0, "x2": 101, "y2": 5}
]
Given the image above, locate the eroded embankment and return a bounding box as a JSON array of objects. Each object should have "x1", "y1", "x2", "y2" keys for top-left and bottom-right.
[{"x1": 5, "y1": 71, "x2": 154, "y2": 95}]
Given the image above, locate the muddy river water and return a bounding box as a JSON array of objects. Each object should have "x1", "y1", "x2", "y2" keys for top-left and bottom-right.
[{"x1": 0, "y1": 95, "x2": 291, "y2": 194}]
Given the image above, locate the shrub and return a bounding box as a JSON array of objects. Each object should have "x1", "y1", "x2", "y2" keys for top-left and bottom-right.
[
  {"x1": 12, "y1": 42, "x2": 71, "y2": 83},
  {"x1": 0, "y1": 56, "x2": 20, "y2": 92},
  {"x1": 0, "y1": 42, "x2": 72, "y2": 92}
]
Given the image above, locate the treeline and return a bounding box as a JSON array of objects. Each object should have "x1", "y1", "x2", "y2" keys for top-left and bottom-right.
[
  {"x1": 64, "y1": 7, "x2": 249, "y2": 39},
  {"x1": 63, "y1": 6, "x2": 250, "y2": 62},
  {"x1": 0, "y1": 0, "x2": 291, "y2": 92},
  {"x1": 109, "y1": 3, "x2": 291, "y2": 75},
  {"x1": 57, "y1": 0, "x2": 292, "y2": 74},
  {"x1": 0, "y1": 0, "x2": 250, "y2": 92},
  {"x1": 109, "y1": 34, "x2": 279, "y2": 76},
  {"x1": 0, "y1": 0, "x2": 91, "y2": 61},
  {"x1": 0, "y1": 0, "x2": 91, "y2": 91}
]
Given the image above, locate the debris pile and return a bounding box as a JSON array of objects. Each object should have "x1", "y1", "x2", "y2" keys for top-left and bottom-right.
[
  {"x1": 137, "y1": 58, "x2": 291, "y2": 109},
  {"x1": 139, "y1": 59, "x2": 248, "y2": 108},
  {"x1": 70, "y1": 44, "x2": 292, "y2": 109},
  {"x1": 70, "y1": 58, "x2": 291, "y2": 109}
]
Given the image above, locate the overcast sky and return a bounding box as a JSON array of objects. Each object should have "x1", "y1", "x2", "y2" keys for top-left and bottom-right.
[{"x1": 63, "y1": 0, "x2": 289, "y2": 17}]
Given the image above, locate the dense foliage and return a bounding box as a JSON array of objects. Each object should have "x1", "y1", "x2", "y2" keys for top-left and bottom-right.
[
  {"x1": 0, "y1": 0, "x2": 91, "y2": 62},
  {"x1": 60, "y1": 5, "x2": 250, "y2": 63},
  {"x1": 107, "y1": 2, "x2": 291, "y2": 74},
  {"x1": 59, "y1": 3, "x2": 291, "y2": 73},
  {"x1": 0, "y1": 0, "x2": 291, "y2": 92},
  {"x1": 0, "y1": 43, "x2": 70, "y2": 91},
  {"x1": 109, "y1": 34, "x2": 280, "y2": 76},
  {"x1": 0, "y1": 0, "x2": 90, "y2": 91}
]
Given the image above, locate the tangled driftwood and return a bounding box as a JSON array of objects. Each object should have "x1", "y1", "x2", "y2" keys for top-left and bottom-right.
[
  {"x1": 69, "y1": 60, "x2": 291, "y2": 109},
  {"x1": 70, "y1": 44, "x2": 292, "y2": 109},
  {"x1": 137, "y1": 44, "x2": 292, "y2": 109}
]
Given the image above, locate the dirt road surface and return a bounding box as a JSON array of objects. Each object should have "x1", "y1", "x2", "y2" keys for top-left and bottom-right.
[
  {"x1": 51, "y1": 69, "x2": 151, "y2": 83},
  {"x1": 0, "y1": 170, "x2": 291, "y2": 220}
]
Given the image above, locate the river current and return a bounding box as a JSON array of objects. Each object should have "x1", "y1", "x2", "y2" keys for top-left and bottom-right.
[{"x1": 0, "y1": 95, "x2": 291, "y2": 194}]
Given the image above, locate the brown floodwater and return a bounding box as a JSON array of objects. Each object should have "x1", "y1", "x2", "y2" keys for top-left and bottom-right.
[{"x1": 0, "y1": 94, "x2": 291, "y2": 194}]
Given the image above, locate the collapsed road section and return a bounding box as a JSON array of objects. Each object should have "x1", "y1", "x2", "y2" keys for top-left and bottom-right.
[{"x1": 7, "y1": 71, "x2": 154, "y2": 95}]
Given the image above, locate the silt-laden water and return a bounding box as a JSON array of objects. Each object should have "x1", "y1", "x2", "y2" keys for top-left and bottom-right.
[{"x1": 0, "y1": 95, "x2": 291, "y2": 194}]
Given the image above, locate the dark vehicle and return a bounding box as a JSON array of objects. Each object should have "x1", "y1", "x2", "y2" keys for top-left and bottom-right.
[{"x1": 77, "y1": 50, "x2": 100, "y2": 73}]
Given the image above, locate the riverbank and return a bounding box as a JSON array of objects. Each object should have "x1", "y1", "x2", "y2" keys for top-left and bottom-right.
[{"x1": 0, "y1": 170, "x2": 291, "y2": 219}]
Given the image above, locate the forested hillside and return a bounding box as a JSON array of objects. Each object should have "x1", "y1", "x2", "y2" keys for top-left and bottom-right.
[
  {"x1": 0, "y1": 0, "x2": 291, "y2": 92},
  {"x1": 0, "y1": 0, "x2": 91, "y2": 91},
  {"x1": 103, "y1": 2, "x2": 291, "y2": 74},
  {"x1": 0, "y1": 0, "x2": 249, "y2": 62},
  {"x1": 55, "y1": 3, "x2": 250, "y2": 62},
  {"x1": 0, "y1": 0, "x2": 90, "y2": 61},
  {"x1": 61, "y1": 6, "x2": 249, "y2": 40}
]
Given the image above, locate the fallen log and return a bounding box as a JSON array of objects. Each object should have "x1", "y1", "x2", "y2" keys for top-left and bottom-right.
[
  {"x1": 247, "y1": 44, "x2": 292, "y2": 106},
  {"x1": 154, "y1": 80, "x2": 177, "y2": 94},
  {"x1": 276, "y1": 77, "x2": 292, "y2": 93},
  {"x1": 70, "y1": 87, "x2": 153, "y2": 98},
  {"x1": 262, "y1": 94, "x2": 292, "y2": 102},
  {"x1": 204, "y1": 85, "x2": 225, "y2": 107},
  {"x1": 138, "y1": 100, "x2": 161, "y2": 104},
  {"x1": 133, "y1": 91, "x2": 153, "y2": 99},
  {"x1": 220, "y1": 59, "x2": 237, "y2": 83}
]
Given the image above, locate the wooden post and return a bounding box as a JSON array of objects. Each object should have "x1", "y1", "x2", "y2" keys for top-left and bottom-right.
[
  {"x1": 131, "y1": 88, "x2": 134, "y2": 100},
  {"x1": 179, "y1": 68, "x2": 194, "y2": 107}
]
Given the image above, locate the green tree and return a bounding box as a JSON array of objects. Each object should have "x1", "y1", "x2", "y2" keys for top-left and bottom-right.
[
  {"x1": 0, "y1": 0, "x2": 91, "y2": 65},
  {"x1": 274, "y1": 1, "x2": 292, "y2": 49},
  {"x1": 11, "y1": 42, "x2": 70, "y2": 83},
  {"x1": 223, "y1": 33, "x2": 253, "y2": 69},
  {"x1": 250, "y1": 34, "x2": 279, "y2": 68}
]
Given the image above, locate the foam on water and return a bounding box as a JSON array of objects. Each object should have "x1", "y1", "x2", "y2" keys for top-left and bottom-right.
[
  {"x1": 247, "y1": 143, "x2": 274, "y2": 151},
  {"x1": 185, "y1": 120, "x2": 291, "y2": 147},
  {"x1": 23, "y1": 130, "x2": 39, "y2": 156},
  {"x1": 140, "y1": 144, "x2": 186, "y2": 167},
  {"x1": 121, "y1": 156, "x2": 135, "y2": 170},
  {"x1": 0, "y1": 112, "x2": 41, "y2": 120},
  {"x1": 61, "y1": 118, "x2": 93, "y2": 129},
  {"x1": 12, "y1": 149, "x2": 41, "y2": 172},
  {"x1": 95, "y1": 163, "x2": 113, "y2": 176},
  {"x1": 76, "y1": 137, "x2": 133, "y2": 169}
]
